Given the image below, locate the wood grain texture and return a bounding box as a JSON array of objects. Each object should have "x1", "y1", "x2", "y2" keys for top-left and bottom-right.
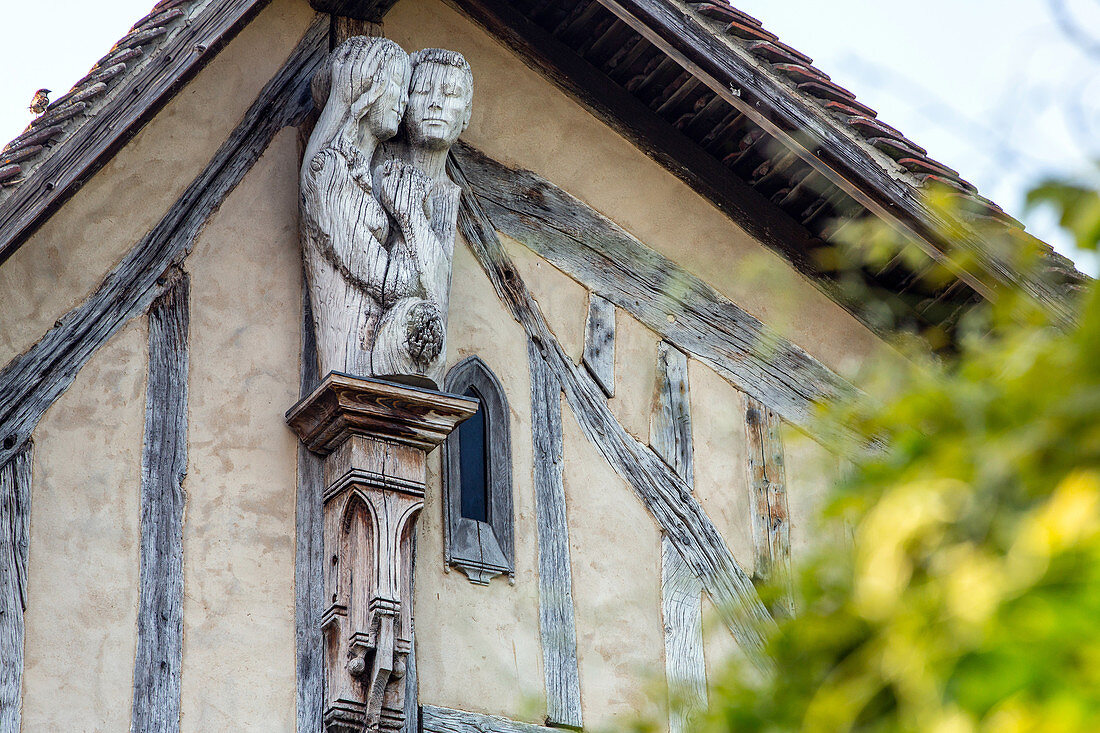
[
  {"x1": 312, "y1": 0, "x2": 401, "y2": 23},
  {"x1": 0, "y1": 17, "x2": 327, "y2": 470},
  {"x1": 451, "y1": 154, "x2": 773, "y2": 667},
  {"x1": 528, "y1": 339, "x2": 583, "y2": 729},
  {"x1": 0, "y1": 444, "x2": 32, "y2": 733},
  {"x1": 661, "y1": 541, "x2": 705, "y2": 732},
  {"x1": 130, "y1": 273, "x2": 189, "y2": 733},
  {"x1": 422, "y1": 706, "x2": 560, "y2": 733},
  {"x1": 744, "y1": 396, "x2": 792, "y2": 613},
  {"x1": 0, "y1": 0, "x2": 278, "y2": 264},
  {"x1": 582, "y1": 294, "x2": 615, "y2": 398},
  {"x1": 651, "y1": 343, "x2": 705, "y2": 733},
  {"x1": 592, "y1": 0, "x2": 1074, "y2": 324},
  {"x1": 297, "y1": 276, "x2": 325, "y2": 733},
  {"x1": 285, "y1": 372, "x2": 478, "y2": 455},
  {"x1": 651, "y1": 342, "x2": 692, "y2": 487},
  {"x1": 451, "y1": 142, "x2": 853, "y2": 433}
]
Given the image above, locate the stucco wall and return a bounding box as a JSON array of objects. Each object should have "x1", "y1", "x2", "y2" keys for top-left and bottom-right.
[
  {"x1": 21, "y1": 319, "x2": 146, "y2": 730},
  {"x1": 180, "y1": 126, "x2": 302, "y2": 731}
]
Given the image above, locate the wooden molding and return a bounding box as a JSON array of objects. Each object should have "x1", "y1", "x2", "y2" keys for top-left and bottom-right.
[
  {"x1": 286, "y1": 374, "x2": 475, "y2": 732},
  {"x1": 286, "y1": 372, "x2": 479, "y2": 455}
]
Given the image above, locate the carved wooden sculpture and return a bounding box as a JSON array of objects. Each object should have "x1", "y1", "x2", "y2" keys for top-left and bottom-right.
[
  {"x1": 296, "y1": 36, "x2": 474, "y2": 733},
  {"x1": 301, "y1": 39, "x2": 472, "y2": 388},
  {"x1": 373, "y1": 49, "x2": 472, "y2": 386},
  {"x1": 300, "y1": 36, "x2": 411, "y2": 378}
]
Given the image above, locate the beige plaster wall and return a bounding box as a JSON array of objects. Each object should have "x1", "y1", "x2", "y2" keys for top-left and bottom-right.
[
  {"x1": 0, "y1": 0, "x2": 314, "y2": 369},
  {"x1": 560, "y1": 401, "x2": 665, "y2": 729},
  {"x1": 688, "y1": 360, "x2": 755, "y2": 575},
  {"x1": 415, "y1": 239, "x2": 545, "y2": 720},
  {"x1": 383, "y1": 0, "x2": 887, "y2": 381},
  {"x1": 179, "y1": 126, "x2": 302, "y2": 731},
  {"x1": 784, "y1": 425, "x2": 845, "y2": 564},
  {"x1": 22, "y1": 319, "x2": 146, "y2": 730}
]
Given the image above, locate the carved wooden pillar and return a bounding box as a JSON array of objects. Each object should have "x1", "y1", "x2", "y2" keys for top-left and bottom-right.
[{"x1": 287, "y1": 373, "x2": 477, "y2": 733}]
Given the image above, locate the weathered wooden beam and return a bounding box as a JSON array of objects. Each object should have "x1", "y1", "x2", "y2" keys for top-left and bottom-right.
[
  {"x1": 651, "y1": 342, "x2": 692, "y2": 486},
  {"x1": 130, "y1": 273, "x2": 189, "y2": 733},
  {"x1": 591, "y1": 0, "x2": 1075, "y2": 323},
  {"x1": 0, "y1": 17, "x2": 327, "y2": 470},
  {"x1": 651, "y1": 342, "x2": 706, "y2": 733},
  {"x1": 0, "y1": 0, "x2": 280, "y2": 264},
  {"x1": 0, "y1": 444, "x2": 32, "y2": 732},
  {"x1": 402, "y1": 630, "x2": 418, "y2": 733},
  {"x1": 528, "y1": 339, "x2": 583, "y2": 729},
  {"x1": 311, "y1": 0, "x2": 400, "y2": 22},
  {"x1": 743, "y1": 396, "x2": 792, "y2": 614},
  {"x1": 296, "y1": 275, "x2": 325, "y2": 733},
  {"x1": 451, "y1": 154, "x2": 774, "y2": 666},
  {"x1": 422, "y1": 706, "x2": 560, "y2": 733},
  {"x1": 582, "y1": 294, "x2": 615, "y2": 398},
  {"x1": 452, "y1": 142, "x2": 853, "y2": 433}
]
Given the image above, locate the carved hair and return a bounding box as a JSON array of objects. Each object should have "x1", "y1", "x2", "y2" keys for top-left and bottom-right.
[
  {"x1": 409, "y1": 48, "x2": 473, "y2": 94},
  {"x1": 312, "y1": 36, "x2": 408, "y2": 110}
]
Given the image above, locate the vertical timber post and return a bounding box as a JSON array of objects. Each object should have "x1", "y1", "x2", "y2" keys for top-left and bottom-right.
[
  {"x1": 287, "y1": 373, "x2": 476, "y2": 733},
  {"x1": 0, "y1": 443, "x2": 32, "y2": 732},
  {"x1": 651, "y1": 342, "x2": 706, "y2": 732}
]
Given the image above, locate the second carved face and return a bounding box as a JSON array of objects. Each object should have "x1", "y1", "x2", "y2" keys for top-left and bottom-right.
[{"x1": 403, "y1": 60, "x2": 473, "y2": 151}]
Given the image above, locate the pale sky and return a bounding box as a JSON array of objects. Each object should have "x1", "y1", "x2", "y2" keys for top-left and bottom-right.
[{"x1": 1, "y1": 0, "x2": 1097, "y2": 272}]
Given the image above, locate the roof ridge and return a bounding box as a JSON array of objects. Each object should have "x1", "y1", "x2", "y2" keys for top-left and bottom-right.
[
  {"x1": 0, "y1": 0, "x2": 204, "y2": 193},
  {"x1": 684, "y1": 0, "x2": 1081, "y2": 279}
]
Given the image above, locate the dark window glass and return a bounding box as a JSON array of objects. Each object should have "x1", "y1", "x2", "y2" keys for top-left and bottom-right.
[{"x1": 458, "y1": 387, "x2": 489, "y2": 522}]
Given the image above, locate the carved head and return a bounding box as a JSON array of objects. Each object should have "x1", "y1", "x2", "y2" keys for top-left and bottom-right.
[
  {"x1": 403, "y1": 49, "x2": 473, "y2": 151},
  {"x1": 317, "y1": 36, "x2": 412, "y2": 143}
]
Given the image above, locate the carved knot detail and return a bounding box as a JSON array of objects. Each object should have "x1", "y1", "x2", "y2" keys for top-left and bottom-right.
[{"x1": 406, "y1": 301, "x2": 444, "y2": 367}]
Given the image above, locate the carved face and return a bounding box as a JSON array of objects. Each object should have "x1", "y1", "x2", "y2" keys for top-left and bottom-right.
[
  {"x1": 403, "y1": 62, "x2": 473, "y2": 150},
  {"x1": 355, "y1": 56, "x2": 411, "y2": 143}
]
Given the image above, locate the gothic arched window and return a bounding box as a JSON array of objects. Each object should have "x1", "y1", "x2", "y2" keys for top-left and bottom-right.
[{"x1": 442, "y1": 356, "x2": 513, "y2": 584}]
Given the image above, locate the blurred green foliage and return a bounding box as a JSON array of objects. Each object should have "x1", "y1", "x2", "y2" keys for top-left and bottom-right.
[{"x1": 684, "y1": 182, "x2": 1100, "y2": 733}]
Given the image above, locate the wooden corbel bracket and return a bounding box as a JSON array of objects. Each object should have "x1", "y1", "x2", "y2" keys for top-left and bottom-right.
[{"x1": 287, "y1": 373, "x2": 478, "y2": 733}]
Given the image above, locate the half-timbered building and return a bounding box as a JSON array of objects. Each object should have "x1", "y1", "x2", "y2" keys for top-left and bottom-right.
[{"x1": 0, "y1": 0, "x2": 1084, "y2": 730}]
